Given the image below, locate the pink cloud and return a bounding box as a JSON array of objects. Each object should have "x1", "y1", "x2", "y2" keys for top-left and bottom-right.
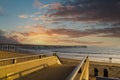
[
  {"x1": 0, "y1": 29, "x2": 19, "y2": 43},
  {"x1": 18, "y1": 14, "x2": 28, "y2": 19},
  {"x1": 7, "y1": 24, "x2": 104, "y2": 45},
  {"x1": 33, "y1": 0, "x2": 63, "y2": 11},
  {"x1": 6, "y1": 24, "x2": 119, "y2": 45},
  {"x1": 33, "y1": 0, "x2": 43, "y2": 9},
  {"x1": 50, "y1": 3, "x2": 63, "y2": 10}
]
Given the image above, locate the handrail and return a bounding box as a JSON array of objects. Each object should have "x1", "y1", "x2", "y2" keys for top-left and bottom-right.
[
  {"x1": 0, "y1": 54, "x2": 47, "y2": 62},
  {"x1": 0, "y1": 64, "x2": 47, "y2": 80},
  {"x1": 0, "y1": 56, "x2": 60, "y2": 80},
  {"x1": 66, "y1": 56, "x2": 89, "y2": 80},
  {"x1": 0, "y1": 54, "x2": 48, "y2": 66}
]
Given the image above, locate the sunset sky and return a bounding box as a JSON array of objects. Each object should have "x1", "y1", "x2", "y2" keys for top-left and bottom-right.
[{"x1": 0, "y1": 0, "x2": 120, "y2": 48}]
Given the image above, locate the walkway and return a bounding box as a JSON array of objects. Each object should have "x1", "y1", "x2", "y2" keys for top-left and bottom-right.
[{"x1": 15, "y1": 64, "x2": 76, "y2": 80}]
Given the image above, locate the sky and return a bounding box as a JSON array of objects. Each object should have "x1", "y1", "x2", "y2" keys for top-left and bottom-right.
[{"x1": 0, "y1": 0, "x2": 120, "y2": 48}]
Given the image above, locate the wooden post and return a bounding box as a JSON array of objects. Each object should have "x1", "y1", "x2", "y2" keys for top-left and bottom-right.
[
  {"x1": 39, "y1": 55, "x2": 42, "y2": 59},
  {"x1": 13, "y1": 59, "x2": 17, "y2": 64},
  {"x1": 109, "y1": 57, "x2": 112, "y2": 63}
]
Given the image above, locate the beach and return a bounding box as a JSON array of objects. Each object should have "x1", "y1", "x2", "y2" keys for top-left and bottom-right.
[
  {"x1": 34, "y1": 46, "x2": 120, "y2": 64},
  {"x1": 0, "y1": 51, "x2": 120, "y2": 79},
  {"x1": 0, "y1": 51, "x2": 29, "y2": 59}
]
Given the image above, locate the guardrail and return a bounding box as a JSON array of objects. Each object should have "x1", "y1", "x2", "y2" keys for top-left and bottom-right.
[
  {"x1": 0, "y1": 56, "x2": 61, "y2": 80},
  {"x1": 66, "y1": 56, "x2": 89, "y2": 80},
  {"x1": 0, "y1": 54, "x2": 47, "y2": 66}
]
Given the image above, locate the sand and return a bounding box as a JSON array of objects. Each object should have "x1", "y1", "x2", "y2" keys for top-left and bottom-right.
[
  {"x1": 89, "y1": 61, "x2": 120, "y2": 78},
  {"x1": 0, "y1": 51, "x2": 29, "y2": 59},
  {"x1": 61, "y1": 58, "x2": 120, "y2": 78}
]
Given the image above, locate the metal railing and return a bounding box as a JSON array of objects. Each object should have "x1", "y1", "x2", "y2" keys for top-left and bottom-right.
[{"x1": 66, "y1": 56, "x2": 89, "y2": 80}]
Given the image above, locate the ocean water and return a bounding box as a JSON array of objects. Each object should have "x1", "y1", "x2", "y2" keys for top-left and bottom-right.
[{"x1": 22, "y1": 46, "x2": 120, "y2": 63}]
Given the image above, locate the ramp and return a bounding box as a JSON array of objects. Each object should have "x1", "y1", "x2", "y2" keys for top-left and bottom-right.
[
  {"x1": 15, "y1": 64, "x2": 76, "y2": 80},
  {"x1": 0, "y1": 56, "x2": 61, "y2": 80}
]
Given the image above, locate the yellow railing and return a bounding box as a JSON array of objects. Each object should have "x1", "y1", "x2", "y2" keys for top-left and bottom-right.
[
  {"x1": 0, "y1": 56, "x2": 61, "y2": 80},
  {"x1": 0, "y1": 54, "x2": 47, "y2": 66},
  {"x1": 66, "y1": 56, "x2": 89, "y2": 80}
]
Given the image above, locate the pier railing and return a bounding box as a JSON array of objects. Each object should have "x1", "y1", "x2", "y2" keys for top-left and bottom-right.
[
  {"x1": 66, "y1": 56, "x2": 89, "y2": 80},
  {"x1": 0, "y1": 54, "x2": 47, "y2": 66}
]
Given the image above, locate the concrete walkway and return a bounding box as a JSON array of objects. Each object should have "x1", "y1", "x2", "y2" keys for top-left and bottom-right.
[{"x1": 15, "y1": 64, "x2": 76, "y2": 80}]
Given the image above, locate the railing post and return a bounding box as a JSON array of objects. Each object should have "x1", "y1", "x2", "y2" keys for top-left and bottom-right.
[
  {"x1": 53, "y1": 53, "x2": 57, "y2": 56},
  {"x1": 109, "y1": 57, "x2": 112, "y2": 63},
  {"x1": 39, "y1": 55, "x2": 42, "y2": 59},
  {"x1": 13, "y1": 59, "x2": 17, "y2": 64},
  {"x1": 53, "y1": 53, "x2": 62, "y2": 64}
]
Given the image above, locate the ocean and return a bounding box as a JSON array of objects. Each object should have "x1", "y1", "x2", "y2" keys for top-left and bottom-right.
[{"x1": 22, "y1": 46, "x2": 120, "y2": 63}]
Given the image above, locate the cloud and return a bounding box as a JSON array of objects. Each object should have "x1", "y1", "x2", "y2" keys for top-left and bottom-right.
[
  {"x1": 18, "y1": 14, "x2": 28, "y2": 19},
  {"x1": 10, "y1": 25, "x2": 120, "y2": 39},
  {"x1": 34, "y1": 12, "x2": 41, "y2": 15},
  {"x1": 33, "y1": 0, "x2": 63, "y2": 10},
  {"x1": 0, "y1": 29, "x2": 5, "y2": 35},
  {"x1": 0, "y1": 29, "x2": 19, "y2": 43},
  {"x1": 1, "y1": 23, "x2": 118, "y2": 45},
  {"x1": 7, "y1": 24, "x2": 120, "y2": 45},
  {"x1": 48, "y1": 26, "x2": 120, "y2": 38},
  {"x1": 33, "y1": 0, "x2": 43, "y2": 9},
  {"x1": 49, "y1": 3, "x2": 63, "y2": 10},
  {"x1": 32, "y1": 15, "x2": 47, "y2": 20},
  {"x1": 0, "y1": 6, "x2": 4, "y2": 16},
  {"x1": 47, "y1": 28, "x2": 92, "y2": 37},
  {"x1": 48, "y1": 0, "x2": 120, "y2": 23},
  {"x1": 96, "y1": 27, "x2": 120, "y2": 37},
  {"x1": 8, "y1": 25, "x2": 103, "y2": 45},
  {"x1": 18, "y1": 13, "x2": 55, "y2": 24},
  {"x1": 32, "y1": 14, "x2": 58, "y2": 24},
  {"x1": 50, "y1": 39, "x2": 103, "y2": 45}
]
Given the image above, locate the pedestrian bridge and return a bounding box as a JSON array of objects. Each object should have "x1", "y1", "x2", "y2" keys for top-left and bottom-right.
[
  {"x1": 0, "y1": 54, "x2": 89, "y2": 80},
  {"x1": 0, "y1": 55, "x2": 119, "y2": 80}
]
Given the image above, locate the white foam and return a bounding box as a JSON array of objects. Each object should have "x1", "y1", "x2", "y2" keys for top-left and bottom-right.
[
  {"x1": 57, "y1": 52, "x2": 120, "y2": 63},
  {"x1": 19, "y1": 47, "x2": 120, "y2": 63}
]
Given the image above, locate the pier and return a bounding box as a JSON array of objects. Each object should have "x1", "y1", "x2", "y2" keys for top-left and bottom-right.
[{"x1": 0, "y1": 43, "x2": 87, "y2": 52}]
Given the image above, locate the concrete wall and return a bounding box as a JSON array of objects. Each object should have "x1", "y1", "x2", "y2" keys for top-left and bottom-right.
[{"x1": 0, "y1": 56, "x2": 61, "y2": 80}]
